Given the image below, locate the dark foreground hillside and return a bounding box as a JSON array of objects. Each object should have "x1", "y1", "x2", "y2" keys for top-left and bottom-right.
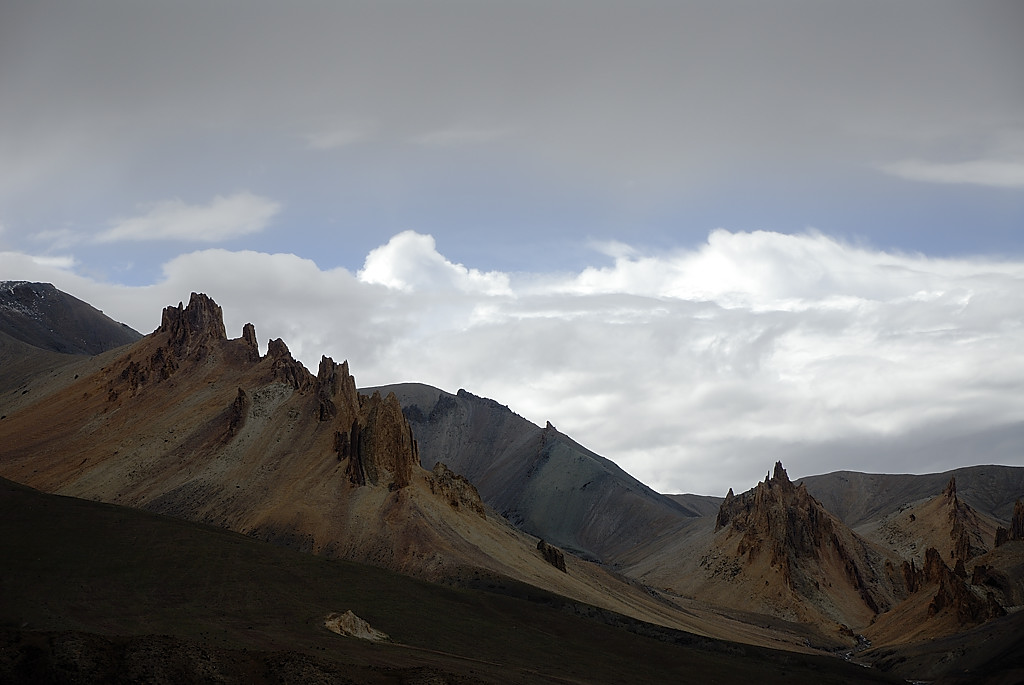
[{"x1": 0, "y1": 477, "x2": 900, "y2": 685}]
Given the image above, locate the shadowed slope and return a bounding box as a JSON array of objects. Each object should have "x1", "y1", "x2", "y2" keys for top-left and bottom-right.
[
  {"x1": 368, "y1": 382, "x2": 695, "y2": 562},
  {"x1": 0, "y1": 476, "x2": 905, "y2": 685},
  {"x1": 0, "y1": 281, "x2": 140, "y2": 355}
]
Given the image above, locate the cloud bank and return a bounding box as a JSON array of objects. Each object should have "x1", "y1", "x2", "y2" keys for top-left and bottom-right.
[
  {"x1": 97, "y1": 193, "x2": 281, "y2": 243},
  {"x1": 882, "y1": 159, "x2": 1024, "y2": 189},
  {"x1": 3, "y1": 229, "x2": 1023, "y2": 496}
]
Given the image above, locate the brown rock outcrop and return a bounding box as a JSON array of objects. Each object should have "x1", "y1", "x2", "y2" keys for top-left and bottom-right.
[
  {"x1": 426, "y1": 462, "x2": 486, "y2": 518},
  {"x1": 996, "y1": 499, "x2": 1024, "y2": 547},
  {"x1": 323, "y1": 611, "x2": 390, "y2": 641},
  {"x1": 105, "y1": 293, "x2": 231, "y2": 398},
  {"x1": 903, "y1": 547, "x2": 1007, "y2": 626},
  {"x1": 315, "y1": 356, "x2": 357, "y2": 422},
  {"x1": 537, "y1": 539, "x2": 567, "y2": 573},
  {"x1": 159, "y1": 292, "x2": 227, "y2": 358},
  {"x1": 316, "y1": 356, "x2": 339, "y2": 421},
  {"x1": 240, "y1": 322, "x2": 259, "y2": 361},
  {"x1": 942, "y1": 476, "x2": 988, "y2": 564},
  {"x1": 266, "y1": 338, "x2": 310, "y2": 391},
  {"x1": 348, "y1": 391, "x2": 419, "y2": 489}
]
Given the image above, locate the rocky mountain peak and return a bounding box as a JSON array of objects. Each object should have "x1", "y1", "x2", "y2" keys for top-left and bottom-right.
[
  {"x1": 266, "y1": 338, "x2": 310, "y2": 390},
  {"x1": 159, "y1": 292, "x2": 227, "y2": 358},
  {"x1": 933, "y1": 475, "x2": 989, "y2": 564},
  {"x1": 716, "y1": 462, "x2": 831, "y2": 556},
  {"x1": 942, "y1": 475, "x2": 958, "y2": 501},
  {"x1": 714, "y1": 462, "x2": 893, "y2": 616},
  {"x1": 772, "y1": 460, "x2": 790, "y2": 485}
]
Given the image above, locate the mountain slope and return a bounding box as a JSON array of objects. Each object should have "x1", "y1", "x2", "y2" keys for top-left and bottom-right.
[
  {"x1": 369, "y1": 382, "x2": 695, "y2": 562},
  {"x1": 621, "y1": 463, "x2": 908, "y2": 647},
  {"x1": 799, "y1": 465, "x2": 1024, "y2": 528},
  {"x1": 0, "y1": 292, "x2": 819, "y2": 650},
  {"x1": 0, "y1": 281, "x2": 141, "y2": 355},
  {"x1": 857, "y1": 476, "x2": 1001, "y2": 569},
  {"x1": 0, "y1": 295, "x2": 594, "y2": 588},
  {"x1": 0, "y1": 476, "x2": 906, "y2": 685}
]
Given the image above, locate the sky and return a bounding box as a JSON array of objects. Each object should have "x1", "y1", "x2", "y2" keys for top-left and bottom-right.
[{"x1": 1, "y1": 1, "x2": 1023, "y2": 496}]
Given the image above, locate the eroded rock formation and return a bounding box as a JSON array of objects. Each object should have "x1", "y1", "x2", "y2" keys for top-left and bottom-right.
[
  {"x1": 942, "y1": 476, "x2": 988, "y2": 564},
  {"x1": 323, "y1": 611, "x2": 389, "y2": 641},
  {"x1": 537, "y1": 539, "x2": 567, "y2": 573},
  {"x1": 159, "y1": 292, "x2": 227, "y2": 359},
  {"x1": 240, "y1": 322, "x2": 259, "y2": 361},
  {"x1": 267, "y1": 338, "x2": 310, "y2": 391},
  {"x1": 349, "y1": 391, "x2": 419, "y2": 489},
  {"x1": 900, "y1": 547, "x2": 1006, "y2": 626},
  {"x1": 714, "y1": 461, "x2": 893, "y2": 615},
  {"x1": 427, "y1": 462, "x2": 486, "y2": 517}
]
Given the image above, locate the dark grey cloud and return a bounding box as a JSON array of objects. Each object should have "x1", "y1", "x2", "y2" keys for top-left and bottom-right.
[{"x1": 2, "y1": 1, "x2": 1021, "y2": 205}]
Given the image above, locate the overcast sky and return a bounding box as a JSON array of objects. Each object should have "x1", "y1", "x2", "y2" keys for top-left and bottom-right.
[{"x1": 2, "y1": 1, "x2": 1023, "y2": 495}]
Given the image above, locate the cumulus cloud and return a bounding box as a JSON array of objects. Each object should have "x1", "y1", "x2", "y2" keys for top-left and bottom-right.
[
  {"x1": 2, "y1": 229, "x2": 1023, "y2": 496},
  {"x1": 358, "y1": 230, "x2": 511, "y2": 295},
  {"x1": 97, "y1": 193, "x2": 281, "y2": 243},
  {"x1": 881, "y1": 159, "x2": 1024, "y2": 189}
]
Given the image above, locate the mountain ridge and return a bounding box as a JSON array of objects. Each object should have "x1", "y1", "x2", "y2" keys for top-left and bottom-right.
[
  {"x1": 369, "y1": 381, "x2": 698, "y2": 563},
  {"x1": 2, "y1": 283, "x2": 1022, "y2": 681}
]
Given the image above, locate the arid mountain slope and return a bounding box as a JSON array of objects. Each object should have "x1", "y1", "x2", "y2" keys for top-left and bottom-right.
[
  {"x1": 858, "y1": 476, "x2": 1001, "y2": 570},
  {"x1": 0, "y1": 280, "x2": 140, "y2": 355},
  {"x1": 799, "y1": 465, "x2": 1024, "y2": 527},
  {"x1": 368, "y1": 382, "x2": 695, "y2": 562},
  {"x1": 0, "y1": 293, "x2": 818, "y2": 650},
  {"x1": 622, "y1": 463, "x2": 909, "y2": 647}
]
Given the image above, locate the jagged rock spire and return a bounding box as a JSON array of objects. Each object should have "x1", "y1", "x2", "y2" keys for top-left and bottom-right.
[
  {"x1": 942, "y1": 475, "x2": 958, "y2": 500},
  {"x1": 240, "y1": 322, "x2": 259, "y2": 361},
  {"x1": 999, "y1": 499, "x2": 1024, "y2": 546},
  {"x1": 347, "y1": 391, "x2": 419, "y2": 489},
  {"x1": 159, "y1": 292, "x2": 227, "y2": 355},
  {"x1": 266, "y1": 338, "x2": 310, "y2": 390},
  {"x1": 1013, "y1": 499, "x2": 1024, "y2": 541}
]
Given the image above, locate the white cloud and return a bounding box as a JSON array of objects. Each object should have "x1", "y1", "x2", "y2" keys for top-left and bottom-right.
[
  {"x1": 29, "y1": 254, "x2": 78, "y2": 270},
  {"x1": 2, "y1": 229, "x2": 1023, "y2": 496},
  {"x1": 358, "y1": 230, "x2": 511, "y2": 296},
  {"x1": 97, "y1": 193, "x2": 281, "y2": 243},
  {"x1": 881, "y1": 159, "x2": 1024, "y2": 189}
]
